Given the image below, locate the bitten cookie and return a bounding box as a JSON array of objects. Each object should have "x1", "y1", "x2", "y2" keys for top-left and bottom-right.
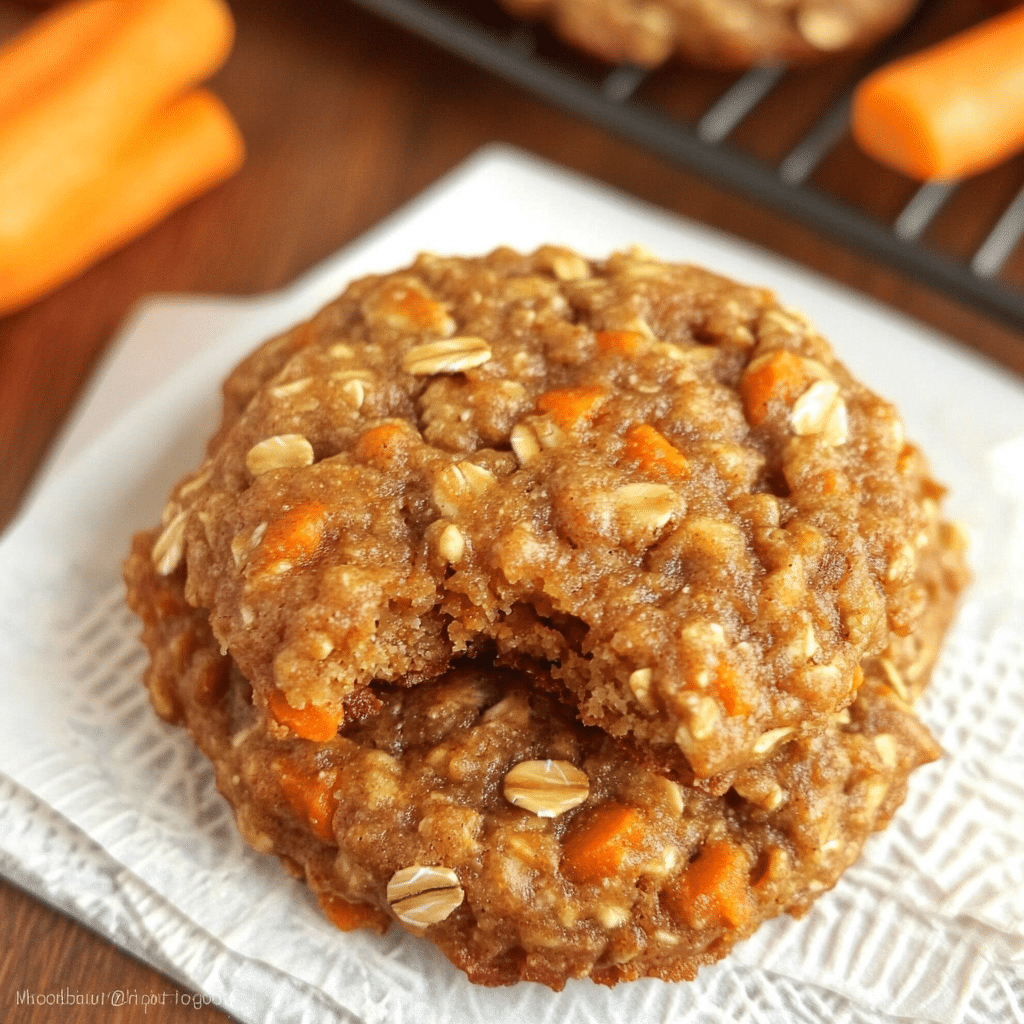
[
  {"x1": 142, "y1": 246, "x2": 967, "y2": 779},
  {"x1": 125, "y1": 541, "x2": 944, "y2": 988},
  {"x1": 125, "y1": 245, "x2": 969, "y2": 989}
]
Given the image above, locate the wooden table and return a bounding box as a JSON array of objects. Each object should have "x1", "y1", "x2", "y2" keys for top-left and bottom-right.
[{"x1": 1, "y1": 0, "x2": 1021, "y2": 1019}]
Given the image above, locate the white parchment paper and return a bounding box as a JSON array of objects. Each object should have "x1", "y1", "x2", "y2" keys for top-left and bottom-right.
[{"x1": 2, "y1": 146, "x2": 1023, "y2": 1023}]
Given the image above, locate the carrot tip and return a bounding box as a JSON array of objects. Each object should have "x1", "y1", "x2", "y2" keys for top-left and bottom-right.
[{"x1": 851, "y1": 83, "x2": 943, "y2": 180}]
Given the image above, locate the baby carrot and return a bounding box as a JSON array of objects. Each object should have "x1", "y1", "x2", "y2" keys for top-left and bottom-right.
[
  {"x1": 0, "y1": 0, "x2": 123, "y2": 120},
  {"x1": 713, "y1": 662, "x2": 754, "y2": 717},
  {"x1": 851, "y1": 5, "x2": 1024, "y2": 180},
  {"x1": 0, "y1": 0, "x2": 236, "y2": 249},
  {"x1": 0, "y1": 89, "x2": 244, "y2": 315},
  {"x1": 595, "y1": 329, "x2": 645, "y2": 355}
]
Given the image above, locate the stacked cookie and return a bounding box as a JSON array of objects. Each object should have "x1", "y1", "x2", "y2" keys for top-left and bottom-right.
[
  {"x1": 124, "y1": 246, "x2": 968, "y2": 989},
  {"x1": 493, "y1": 0, "x2": 919, "y2": 69}
]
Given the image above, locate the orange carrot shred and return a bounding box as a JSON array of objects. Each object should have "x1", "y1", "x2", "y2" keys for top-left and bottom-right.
[
  {"x1": 714, "y1": 663, "x2": 753, "y2": 717},
  {"x1": 623, "y1": 424, "x2": 690, "y2": 479},
  {"x1": 276, "y1": 759, "x2": 339, "y2": 841},
  {"x1": 595, "y1": 329, "x2": 644, "y2": 355},
  {"x1": 317, "y1": 892, "x2": 388, "y2": 933},
  {"x1": 352, "y1": 423, "x2": 409, "y2": 467},
  {"x1": 851, "y1": 5, "x2": 1024, "y2": 180},
  {"x1": 269, "y1": 690, "x2": 340, "y2": 743},
  {"x1": 249, "y1": 501, "x2": 329, "y2": 575},
  {"x1": 391, "y1": 286, "x2": 448, "y2": 331},
  {"x1": 738, "y1": 350, "x2": 810, "y2": 426},
  {"x1": 535, "y1": 384, "x2": 608, "y2": 431},
  {"x1": 668, "y1": 839, "x2": 752, "y2": 929},
  {"x1": 561, "y1": 803, "x2": 645, "y2": 885}
]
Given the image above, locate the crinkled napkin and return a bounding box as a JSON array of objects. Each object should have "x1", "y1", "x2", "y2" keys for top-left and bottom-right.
[{"x1": 1, "y1": 147, "x2": 1023, "y2": 1024}]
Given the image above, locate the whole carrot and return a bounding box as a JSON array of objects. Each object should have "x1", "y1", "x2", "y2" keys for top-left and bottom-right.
[
  {"x1": 0, "y1": 0, "x2": 235, "y2": 247},
  {"x1": 0, "y1": 0, "x2": 123, "y2": 119},
  {"x1": 0, "y1": 89, "x2": 244, "y2": 315},
  {"x1": 851, "y1": 5, "x2": 1024, "y2": 180}
]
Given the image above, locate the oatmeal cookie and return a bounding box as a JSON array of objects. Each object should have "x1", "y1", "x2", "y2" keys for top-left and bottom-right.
[
  {"x1": 493, "y1": 0, "x2": 919, "y2": 69},
  {"x1": 124, "y1": 542, "x2": 943, "y2": 989},
  {"x1": 143, "y1": 246, "x2": 967, "y2": 779}
]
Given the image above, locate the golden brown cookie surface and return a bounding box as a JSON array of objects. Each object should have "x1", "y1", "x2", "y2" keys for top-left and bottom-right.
[
  {"x1": 147, "y1": 247, "x2": 965, "y2": 778},
  {"x1": 125, "y1": 246, "x2": 969, "y2": 989}
]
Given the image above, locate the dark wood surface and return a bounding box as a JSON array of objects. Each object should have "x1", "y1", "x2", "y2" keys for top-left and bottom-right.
[{"x1": 1, "y1": 0, "x2": 1022, "y2": 1020}]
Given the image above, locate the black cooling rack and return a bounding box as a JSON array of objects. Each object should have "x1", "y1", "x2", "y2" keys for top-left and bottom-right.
[{"x1": 352, "y1": 0, "x2": 1024, "y2": 333}]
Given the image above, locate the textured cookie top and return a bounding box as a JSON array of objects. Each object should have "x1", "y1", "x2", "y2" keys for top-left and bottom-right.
[{"x1": 149, "y1": 246, "x2": 964, "y2": 778}]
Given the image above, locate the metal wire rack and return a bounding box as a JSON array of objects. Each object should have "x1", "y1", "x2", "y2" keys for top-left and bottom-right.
[{"x1": 352, "y1": 0, "x2": 1024, "y2": 333}]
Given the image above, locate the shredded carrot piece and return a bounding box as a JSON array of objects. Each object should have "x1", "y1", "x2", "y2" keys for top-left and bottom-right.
[
  {"x1": 269, "y1": 690, "x2": 340, "y2": 743},
  {"x1": 561, "y1": 803, "x2": 645, "y2": 885},
  {"x1": 622, "y1": 424, "x2": 690, "y2": 479},
  {"x1": 817, "y1": 469, "x2": 839, "y2": 496},
  {"x1": 352, "y1": 423, "x2": 409, "y2": 467},
  {"x1": 668, "y1": 839, "x2": 752, "y2": 929},
  {"x1": 595, "y1": 329, "x2": 644, "y2": 355},
  {"x1": 276, "y1": 759, "x2": 339, "y2": 841},
  {"x1": 714, "y1": 663, "x2": 753, "y2": 717},
  {"x1": 317, "y1": 891, "x2": 388, "y2": 933},
  {"x1": 390, "y1": 286, "x2": 449, "y2": 330},
  {"x1": 249, "y1": 501, "x2": 329, "y2": 575},
  {"x1": 535, "y1": 384, "x2": 608, "y2": 431},
  {"x1": 738, "y1": 351, "x2": 810, "y2": 426}
]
